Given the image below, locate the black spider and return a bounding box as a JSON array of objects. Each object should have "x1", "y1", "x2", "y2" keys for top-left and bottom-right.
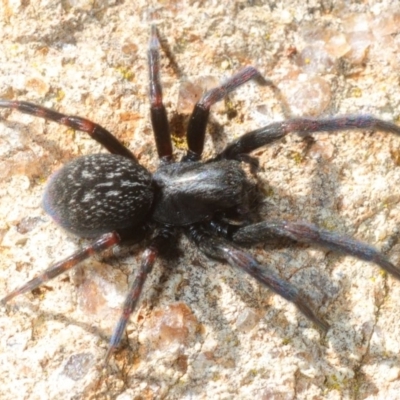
[{"x1": 2, "y1": 26, "x2": 400, "y2": 362}]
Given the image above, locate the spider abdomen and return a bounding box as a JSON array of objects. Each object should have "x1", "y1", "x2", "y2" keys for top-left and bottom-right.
[
  {"x1": 42, "y1": 153, "x2": 154, "y2": 238},
  {"x1": 152, "y1": 160, "x2": 247, "y2": 225}
]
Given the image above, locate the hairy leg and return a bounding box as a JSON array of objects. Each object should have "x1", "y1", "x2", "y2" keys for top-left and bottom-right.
[
  {"x1": 187, "y1": 225, "x2": 329, "y2": 331},
  {"x1": 0, "y1": 100, "x2": 136, "y2": 160},
  {"x1": 105, "y1": 227, "x2": 175, "y2": 362},
  {"x1": 148, "y1": 26, "x2": 173, "y2": 162},
  {"x1": 1, "y1": 232, "x2": 121, "y2": 304},
  {"x1": 183, "y1": 67, "x2": 271, "y2": 161},
  {"x1": 233, "y1": 220, "x2": 400, "y2": 280},
  {"x1": 217, "y1": 115, "x2": 400, "y2": 160}
]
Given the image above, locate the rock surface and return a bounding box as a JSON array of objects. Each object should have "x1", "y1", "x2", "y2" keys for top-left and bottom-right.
[{"x1": 1, "y1": 1, "x2": 400, "y2": 399}]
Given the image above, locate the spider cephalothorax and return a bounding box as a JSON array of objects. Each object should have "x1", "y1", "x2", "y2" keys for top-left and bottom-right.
[{"x1": 2, "y1": 26, "x2": 400, "y2": 362}]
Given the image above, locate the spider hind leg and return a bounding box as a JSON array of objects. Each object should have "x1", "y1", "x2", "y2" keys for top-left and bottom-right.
[
  {"x1": 1, "y1": 232, "x2": 121, "y2": 304},
  {"x1": 0, "y1": 100, "x2": 135, "y2": 160}
]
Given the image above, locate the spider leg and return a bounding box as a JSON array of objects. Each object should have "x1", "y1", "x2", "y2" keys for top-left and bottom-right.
[
  {"x1": 0, "y1": 100, "x2": 136, "y2": 160},
  {"x1": 233, "y1": 220, "x2": 400, "y2": 280},
  {"x1": 149, "y1": 26, "x2": 173, "y2": 162},
  {"x1": 183, "y1": 67, "x2": 271, "y2": 161},
  {"x1": 216, "y1": 115, "x2": 400, "y2": 160},
  {"x1": 1, "y1": 232, "x2": 120, "y2": 304},
  {"x1": 187, "y1": 225, "x2": 329, "y2": 331},
  {"x1": 105, "y1": 227, "x2": 174, "y2": 362}
]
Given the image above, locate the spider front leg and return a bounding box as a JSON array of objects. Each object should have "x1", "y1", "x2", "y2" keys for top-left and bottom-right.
[
  {"x1": 233, "y1": 220, "x2": 400, "y2": 280},
  {"x1": 0, "y1": 100, "x2": 136, "y2": 160},
  {"x1": 1, "y1": 232, "x2": 121, "y2": 304},
  {"x1": 216, "y1": 115, "x2": 400, "y2": 160},
  {"x1": 187, "y1": 226, "x2": 329, "y2": 331},
  {"x1": 183, "y1": 67, "x2": 272, "y2": 161},
  {"x1": 148, "y1": 26, "x2": 173, "y2": 162}
]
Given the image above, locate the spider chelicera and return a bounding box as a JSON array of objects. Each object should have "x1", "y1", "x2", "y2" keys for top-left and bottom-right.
[{"x1": 2, "y1": 26, "x2": 400, "y2": 363}]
